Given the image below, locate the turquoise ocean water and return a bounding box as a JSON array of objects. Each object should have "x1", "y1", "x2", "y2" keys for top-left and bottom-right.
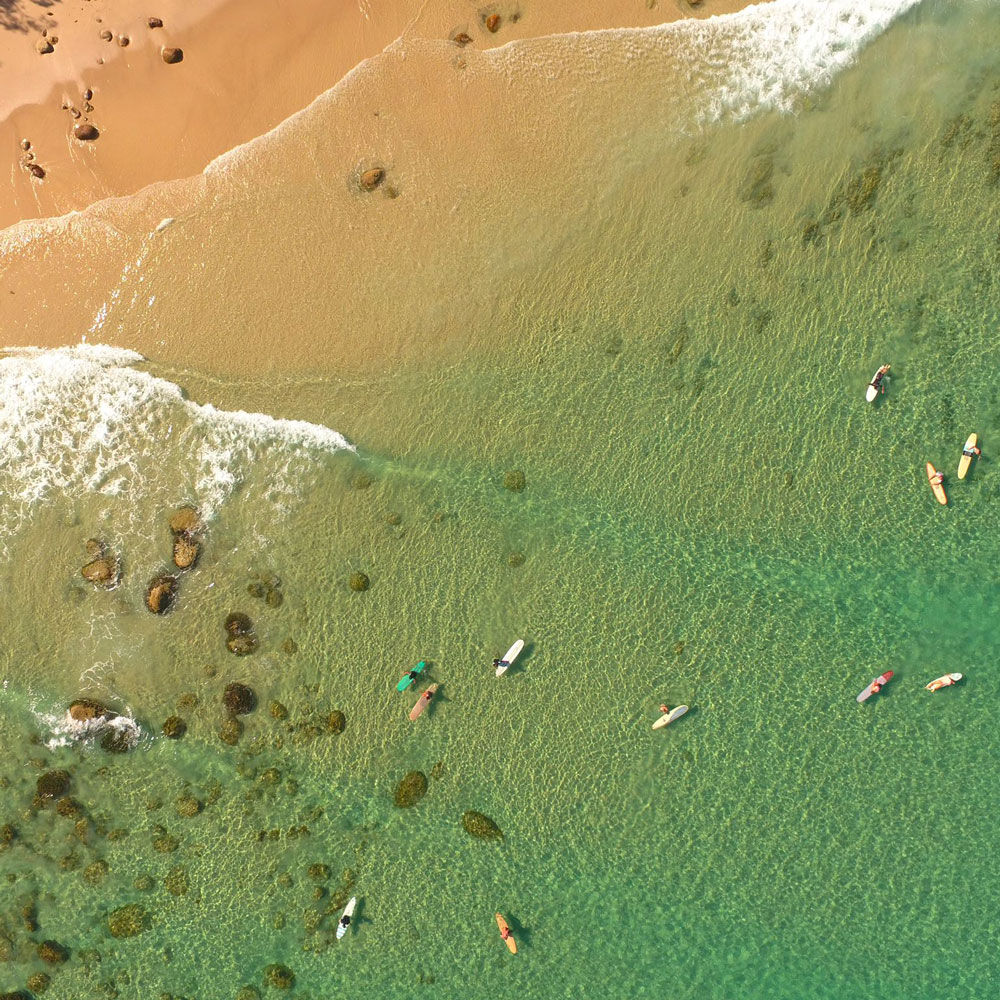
[{"x1": 2, "y1": 1, "x2": 1000, "y2": 998}]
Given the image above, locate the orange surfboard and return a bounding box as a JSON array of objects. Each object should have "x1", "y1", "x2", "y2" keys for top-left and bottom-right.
[
  {"x1": 409, "y1": 683, "x2": 438, "y2": 721},
  {"x1": 495, "y1": 913, "x2": 516, "y2": 954},
  {"x1": 926, "y1": 463, "x2": 947, "y2": 505}
]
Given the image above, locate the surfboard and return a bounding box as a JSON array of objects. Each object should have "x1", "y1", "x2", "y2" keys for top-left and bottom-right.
[
  {"x1": 926, "y1": 462, "x2": 947, "y2": 505},
  {"x1": 495, "y1": 640, "x2": 524, "y2": 677},
  {"x1": 409, "y1": 683, "x2": 438, "y2": 720},
  {"x1": 957, "y1": 434, "x2": 978, "y2": 480},
  {"x1": 495, "y1": 913, "x2": 516, "y2": 954},
  {"x1": 866, "y1": 364, "x2": 890, "y2": 402},
  {"x1": 337, "y1": 896, "x2": 356, "y2": 939},
  {"x1": 396, "y1": 660, "x2": 427, "y2": 692},
  {"x1": 857, "y1": 671, "x2": 893, "y2": 703},
  {"x1": 925, "y1": 672, "x2": 963, "y2": 692},
  {"x1": 652, "y1": 704, "x2": 689, "y2": 730}
]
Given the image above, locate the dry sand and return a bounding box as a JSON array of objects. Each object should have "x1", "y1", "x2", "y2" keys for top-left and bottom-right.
[
  {"x1": 0, "y1": 0, "x2": 769, "y2": 377},
  {"x1": 2, "y1": 0, "x2": 762, "y2": 230}
]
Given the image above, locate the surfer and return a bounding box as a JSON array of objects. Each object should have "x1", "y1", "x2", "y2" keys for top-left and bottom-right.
[
  {"x1": 339, "y1": 913, "x2": 351, "y2": 932},
  {"x1": 500, "y1": 925, "x2": 512, "y2": 942},
  {"x1": 659, "y1": 704, "x2": 670, "y2": 714},
  {"x1": 932, "y1": 470, "x2": 944, "y2": 486},
  {"x1": 870, "y1": 680, "x2": 883, "y2": 695},
  {"x1": 405, "y1": 669, "x2": 420, "y2": 683},
  {"x1": 493, "y1": 658, "x2": 509, "y2": 669},
  {"x1": 964, "y1": 443, "x2": 982, "y2": 458},
  {"x1": 870, "y1": 365, "x2": 889, "y2": 395}
]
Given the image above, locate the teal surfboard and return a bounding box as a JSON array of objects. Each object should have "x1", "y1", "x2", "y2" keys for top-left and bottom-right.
[{"x1": 396, "y1": 661, "x2": 427, "y2": 692}]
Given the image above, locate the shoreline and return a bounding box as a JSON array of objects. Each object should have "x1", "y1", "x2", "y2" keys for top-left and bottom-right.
[{"x1": 1, "y1": 0, "x2": 761, "y2": 232}]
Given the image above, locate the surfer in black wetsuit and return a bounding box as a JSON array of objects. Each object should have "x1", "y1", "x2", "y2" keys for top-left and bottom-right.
[{"x1": 339, "y1": 913, "x2": 351, "y2": 931}]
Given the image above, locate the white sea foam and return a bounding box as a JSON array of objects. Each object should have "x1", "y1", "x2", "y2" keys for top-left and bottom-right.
[{"x1": 0, "y1": 343, "x2": 353, "y2": 551}]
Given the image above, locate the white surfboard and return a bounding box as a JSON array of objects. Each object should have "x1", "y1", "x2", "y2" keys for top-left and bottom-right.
[
  {"x1": 495, "y1": 639, "x2": 524, "y2": 677},
  {"x1": 652, "y1": 705, "x2": 688, "y2": 730},
  {"x1": 337, "y1": 896, "x2": 356, "y2": 939},
  {"x1": 866, "y1": 364, "x2": 890, "y2": 402}
]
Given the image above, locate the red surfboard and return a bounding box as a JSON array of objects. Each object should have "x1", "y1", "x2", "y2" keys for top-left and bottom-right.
[{"x1": 857, "y1": 671, "x2": 893, "y2": 703}]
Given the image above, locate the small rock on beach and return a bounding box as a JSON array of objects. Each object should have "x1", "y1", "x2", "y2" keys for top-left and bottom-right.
[
  {"x1": 161, "y1": 46, "x2": 183, "y2": 64},
  {"x1": 359, "y1": 168, "x2": 385, "y2": 192},
  {"x1": 73, "y1": 124, "x2": 100, "y2": 142}
]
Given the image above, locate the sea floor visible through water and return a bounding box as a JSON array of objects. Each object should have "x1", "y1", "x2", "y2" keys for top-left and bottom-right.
[{"x1": 2, "y1": 2, "x2": 1000, "y2": 999}]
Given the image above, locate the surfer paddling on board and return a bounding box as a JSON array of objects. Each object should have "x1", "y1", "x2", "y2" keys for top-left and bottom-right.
[
  {"x1": 932, "y1": 469, "x2": 944, "y2": 487},
  {"x1": 870, "y1": 679, "x2": 884, "y2": 695},
  {"x1": 339, "y1": 912, "x2": 351, "y2": 933},
  {"x1": 964, "y1": 443, "x2": 982, "y2": 459},
  {"x1": 492, "y1": 658, "x2": 509, "y2": 670},
  {"x1": 870, "y1": 364, "x2": 890, "y2": 396}
]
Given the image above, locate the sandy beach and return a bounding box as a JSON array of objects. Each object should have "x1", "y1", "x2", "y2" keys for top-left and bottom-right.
[
  {"x1": 2, "y1": 0, "x2": 762, "y2": 230},
  {"x1": 0, "y1": 0, "x2": 779, "y2": 378}
]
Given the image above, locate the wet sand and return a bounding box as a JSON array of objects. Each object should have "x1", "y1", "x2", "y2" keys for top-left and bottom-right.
[
  {"x1": 1, "y1": 0, "x2": 769, "y2": 379},
  {"x1": 1, "y1": 0, "x2": 764, "y2": 229}
]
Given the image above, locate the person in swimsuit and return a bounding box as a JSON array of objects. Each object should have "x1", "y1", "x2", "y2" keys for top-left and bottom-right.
[
  {"x1": 870, "y1": 680, "x2": 882, "y2": 695},
  {"x1": 933, "y1": 471, "x2": 944, "y2": 486},
  {"x1": 659, "y1": 704, "x2": 670, "y2": 714}
]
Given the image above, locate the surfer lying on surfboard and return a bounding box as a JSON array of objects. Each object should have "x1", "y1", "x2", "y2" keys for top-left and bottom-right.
[{"x1": 869, "y1": 364, "x2": 890, "y2": 396}]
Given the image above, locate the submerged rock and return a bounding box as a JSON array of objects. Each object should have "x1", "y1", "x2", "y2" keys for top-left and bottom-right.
[
  {"x1": 165, "y1": 866, "x2": 188, "y2": 896},
  {"x1": 349, "y1": 572, "x2": 370, "y2": 592},
  {"x1": 326, "y1": 710, "x2": 346, "y2": 734},
  {"x1": 36, "y1": 770, "x2": 71, "y2": 800},
  {"x1": 502, "y1": 469, "x2": 526, "y2": 492},
  {"x1": 37, "y1": 940, "x2": 69, "y2": 964},
  {"x1": 100, "y1": 723, "x2": 138, "y2": 754},
  {"x1": 461, "y1": 810, "x2": 503, "y2": 840},
  {"x1": 393, "y1": 771, "x2": 428, "y2": 808},
  {"x1": 227, "y1": 634, "x2": 258, "y2": 656},
  {"x1": 225, "y1": 612, "x2": 254, "y2": 636},
  {"x1": 26, "y1": 973, "x2": 50, "y2": 994},
  {"x1": 223, "y1": 683, "x2": 257, "y2": 715},
  {"x1": 162, "y1": 716, "x2": 186, "y2": 739},
  {"x1": 219, "y1": 718, "x2": 243, "y2": 746},
  {"x1": 108, "y1": 904, "x2": 148, "y2": 938},
  {"x1": 263, "y1": 964, "x2": 295, "y2": 989}
]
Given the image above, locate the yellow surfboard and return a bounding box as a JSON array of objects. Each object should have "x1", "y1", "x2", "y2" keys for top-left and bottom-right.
[
  {"x1": 495, "y1": 913, "x2": 516, "y2": 954},
  {"x1": 926, "y1": 463, "x2": 947, "y2": 505},
  {"x1": 957, "y1": 433, "x2": 977, "y2": 480}
]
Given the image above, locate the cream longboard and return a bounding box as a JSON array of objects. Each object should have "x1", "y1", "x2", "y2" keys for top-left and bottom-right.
[
  {"x1": 652, "y1": 705, "x2": 688, "y2": 730},
  {"x1": 958, "y1": 434, "x2": 978, "y2": 479},
  {"x1": 409, "y1": 683, "x2": 438, "y2": 720},
  {"x1": 926, "y1": 463, "x2": 947, "y2": 505},
  {"x1": 495, "y1": 640, "x2": 524, "y2": 677}
]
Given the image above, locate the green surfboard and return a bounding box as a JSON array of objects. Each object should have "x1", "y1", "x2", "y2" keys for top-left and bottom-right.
[{"x1": 396, "y1": 661, "x2": 427, "y2": 692}]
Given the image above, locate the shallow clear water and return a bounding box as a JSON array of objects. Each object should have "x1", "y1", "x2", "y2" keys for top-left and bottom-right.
[{"x1": 2, "y1": 2, "x2": 1000, "y2": 999}]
